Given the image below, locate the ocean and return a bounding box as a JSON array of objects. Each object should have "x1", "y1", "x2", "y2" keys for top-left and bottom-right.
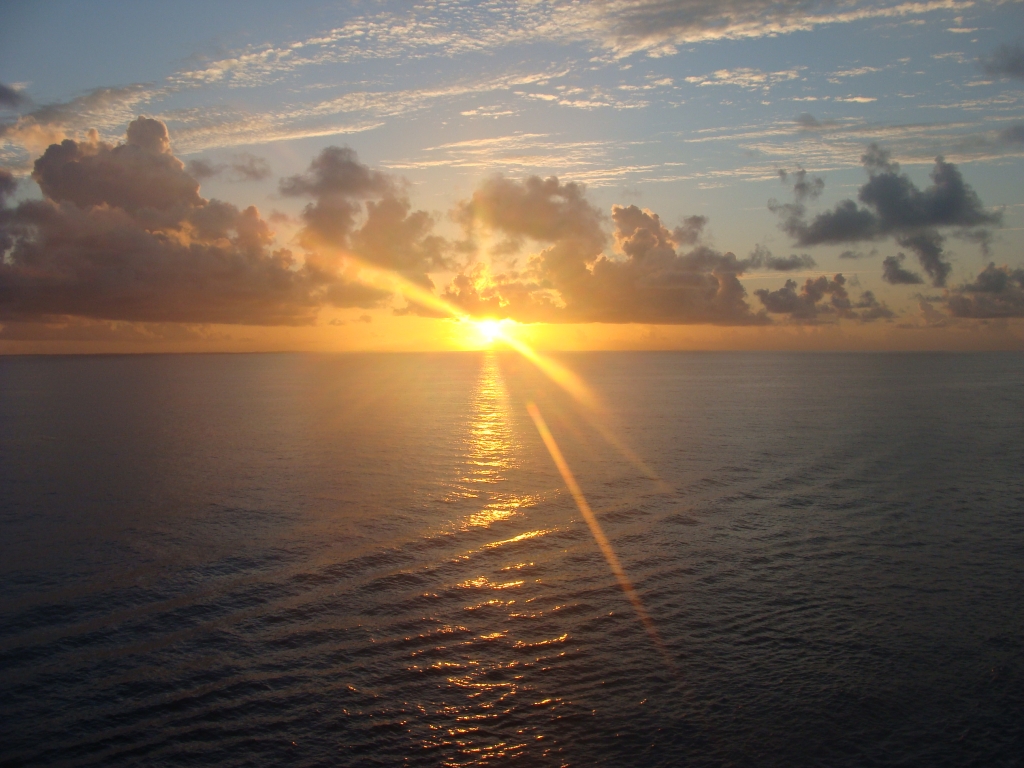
[{"x1": 1, "y1": 351, "x2": 1022, "y2": 767}]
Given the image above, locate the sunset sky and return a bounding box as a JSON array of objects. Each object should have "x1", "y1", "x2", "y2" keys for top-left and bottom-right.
[{"x1": 2, "y1": 0, "x2": 1023, "y2": 352}]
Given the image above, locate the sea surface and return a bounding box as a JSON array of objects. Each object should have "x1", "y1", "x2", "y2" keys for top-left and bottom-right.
[{"x1": 1, "y1": 351, "x2": 1022, "y2": 767}]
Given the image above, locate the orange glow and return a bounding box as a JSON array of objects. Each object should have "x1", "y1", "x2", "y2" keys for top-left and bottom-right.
[
  {"x1": 526, "y1": 402, "x2": 670, "y2": 662},
  {"x1": 337, "y1": 251, "x2": 666, "y2": 487}
]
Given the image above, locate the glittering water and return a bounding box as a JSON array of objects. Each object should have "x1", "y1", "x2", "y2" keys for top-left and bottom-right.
[{"x1": 1, "y1": 351, "x2": 1022, "y2": 767}]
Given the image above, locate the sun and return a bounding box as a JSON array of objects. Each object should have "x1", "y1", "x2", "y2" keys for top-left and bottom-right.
[{"x1": 473, "y1": 318, "x2": 510, "y2": 346}]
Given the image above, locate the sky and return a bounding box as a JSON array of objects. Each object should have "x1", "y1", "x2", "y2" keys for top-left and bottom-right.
[{"x1": 1, "y1": 0, "x2": 1023, "y2": 353}]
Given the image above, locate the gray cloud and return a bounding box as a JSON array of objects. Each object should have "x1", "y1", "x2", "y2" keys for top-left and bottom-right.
[
  {"x1": 748, "y1": 245, "x2": 816, "y2": 271},
  {"x1": 281, "y1": 146, "x2": 451, "y2": 286},
  {"x1": 945, "y1": 263, "x2": 1024, "y2": 318},
  {"x1": 839, "y1": 249, "x2": 875, "y2": 259},
  {"x1": 771, "y1": 144, "x2": 1000, "y2": 287},
  {"x1": 0, "y1": 83, "x2": 29, "y2": 109},
  {"x1": 754, "y1": 273, "x2": 893, "y2": 323},
  {"x1": 0, "y1": 117, "x2": 389, "y2": 326},
  {"x1": 795, "y1": 113, "x2": 822, "y2": 131},
  {"x1": 440, "y1": 176, "x2": 767, "y2": 325},
  {"x1": 0, "y1": 168, "x2": 16, "y2": 204},
  {"x1": 187, "y1": 153, "x2": 272, "y2": 182},
  {"x1": 981, "y1": 43, "x2": 1024, "y2": 80},
  {"x1": 882, "y1": 253, "x2": 924, "y2": 285},
  {"x1": 999, "y1": 123, "x2": 1024, "y2": 145}
]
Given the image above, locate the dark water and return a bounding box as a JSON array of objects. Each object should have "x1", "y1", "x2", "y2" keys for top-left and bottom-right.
[{"x1": 1, "y1": 351, "x2": 1022, "y2": 767}]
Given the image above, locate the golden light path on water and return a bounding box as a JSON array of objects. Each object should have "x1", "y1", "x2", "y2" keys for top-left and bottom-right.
[
  {"x1": 348, "y1": 257, "x2": 665, "y2": 485},
  {"x1": 344, "y1": 254, "x2": 669, "y2": 663}
]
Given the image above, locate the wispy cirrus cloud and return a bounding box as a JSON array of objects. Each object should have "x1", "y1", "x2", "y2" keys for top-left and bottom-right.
[
  {"x1": 0, "y1": 83, "x2": 165, "y2": 166},
  {"x1": 167, "y1": 0, "x2": 981, "y2": 91},
  {"x1": 684, "y1": 68, "x2": 803, "y2": 90}
]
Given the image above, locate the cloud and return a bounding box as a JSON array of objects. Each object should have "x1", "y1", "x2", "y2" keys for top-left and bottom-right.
[
  {"x1": 945, "y1": 263, "x2": 1024, "y2": 318},
  {"x1": 882, "y1": 253, "x2": 924, "y2": 284},
  {"x1": 684, "y1": 67, "x2": 801, "y2": 89},
  {"x1": 754, "y1": 273, "x2": 893, "y2": 322},
  {"x1": 981, "y1": 43, "x2": 1024, "y2": 80},
  {"x1": 572, "y1": 0, "x2": 975, "y2": 56},
  {"x1": 280, "y1": 146, "x2": 452, "y2": 286},
  {"x1": 439, "y1": 175, "x2": 767, "y2": 325},
  {"x1": 771, "y1": 144, "x2": 1000, "y2": 286},
  {"x1": 186, "y1": 153, "x2": 272, "y2": 182},
  {"x1": 839, "y1": 249, "x2": 875, "y2": 259},
  {"x1": 999, "y1": 123, "x2": 1024, "y2": 145},
  {"x1": 0, "y1": 168, "x2": 16, "y2": 205},
  {"x1": 0, "y1": 117, "x2": 389, "y2": 326},
  {"x1": 794, "y1": 113, "x2": 823, "y2": 131},
  {"x1": 0, "y1": 84, "x2": 159, "y2": 157},
  {"x1": 747, "y1": 245, "x2": 816, "y2": 271},
  {"x1": 0, "y1": 82, "x2": 29, "y2": 109}
]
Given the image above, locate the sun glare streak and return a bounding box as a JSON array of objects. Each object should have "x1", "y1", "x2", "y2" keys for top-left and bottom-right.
[
  {"x1": 526, "y1": 402, "x2": 672, "y2": 665},
  {"x1": 336, "y1": 250, "x2": 666, "y2": 486}
]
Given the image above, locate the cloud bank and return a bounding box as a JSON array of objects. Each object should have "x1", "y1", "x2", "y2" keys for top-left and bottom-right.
[
  {"x1": 2, "y1": 120, "x2": 1017, "y2": 335},
  {"x1": 0, "y1": 118, "x2": 387, "y2": 325},
  {"x1": 437, "y1": 175, "x2": 770, "y2": 324}
]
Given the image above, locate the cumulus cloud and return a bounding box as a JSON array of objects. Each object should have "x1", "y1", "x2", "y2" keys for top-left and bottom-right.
[
  {"x1": 439, "y1": 175, "x2": 767, "y2": 324},
  {"x1": 0, "y1": 82, "x2": 29, "y2": 109},
  {"x1": 771, "y1": 144, "x2": 1000, "y2": 287},
  {"x1": 981, "y1": 43, "x2": 1024, "y2": 80},
  {"x1": 280, "y1": 146, "x2": 452, "y2": 286},
  {"x1": 0, "y1": 117, "x2": 389, "y2": 325},
  {"x1": 186, "y1": 153, "x2": 272, "y2": 182},
  {"x1": 945, "y1": 263, "x2": 1024, "y2": 318},
  {"x1": 882, "y1": 253, "x2": 924, "y2": 285},
  {"x1": 754, "y1": 273, "x2": 893, "y2": 323}
]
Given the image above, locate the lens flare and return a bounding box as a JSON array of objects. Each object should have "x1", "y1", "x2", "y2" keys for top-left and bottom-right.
[
  {"x1": 526, "y1": 402, "x2": 671, "y2": 663},
  {"x1": 335, "y1": 251, "x2": 667, "y2": 486}
]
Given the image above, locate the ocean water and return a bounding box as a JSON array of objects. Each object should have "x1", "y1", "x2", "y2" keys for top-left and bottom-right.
[{"x1": 0, "y1": 351, "x2": 1022, "y2": 767}]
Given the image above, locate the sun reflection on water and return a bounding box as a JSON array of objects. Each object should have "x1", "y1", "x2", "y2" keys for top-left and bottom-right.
[
  {"x1": 410, "y1": 354, "x2": 571, "y2": 766},
  {"x1": 448, "y1": 353, "x2": 541, "y2": 531}
]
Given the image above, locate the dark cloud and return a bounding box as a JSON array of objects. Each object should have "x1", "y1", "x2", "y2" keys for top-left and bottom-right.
[
  {"x1": 839, "y1": 249, "x2": 875, "y2": 259},
  {"x1": 754, "y1": 273, "x2": 892, "y2": 323},
  {"x1": 281, "y1": 146, "x2": 451, "y2": 286},
  {"x1": 32, "y1": 117, "x2": 201, "y2": 213},
  {"x1": 0, "y1": 82, "x2": 29, "y2": 109},
  {"x1": 187, "y1": 153, "x2": 272, "y2": 182},
  {"x1": 186, "y1": 158, "x2": 219, "y2": 180},
  {"x1": 777, "y1": 166, "x2": 824, "y2": 202},
  {"x1": 748, "y1": 245, "x2": 816, "y2": 271},
  {"x1": 795, "y1": 113, "x2": 821, "y2": 131},
  {"x1": 854, "y1": 291, "x2": 895, "y2": 321},
  {"x1": 1, "y1": 117, "x2": 389, "y2": 326},
  {"x1": 440, "y1": 176, "x2": 767, "y2": 325},
  {"x1": 0, "y1": 318, "x2": 229, "y2": 342},
  {"x1": 999, "y1": 123, "x2": 1024, "y2": 145},
  {"x1": 0, "y1": 168, "x2": 16, "y2": 205},
  {"x1": 771, "y1": 144, "x2": 1000, "y2": 287},
  {"x1": 981, "y1": 43, "x2": 1024, "y2": 80},
  {"x1": 673, "y1": 214, "x2": 708, "y2": 245},
  {"x1": 882, "y1": 253, "x2": 924, "y2": 285},
  {"x1": 945, "y1": 263, "x2": 1024, "y2": 318},
  {"x1": 895, "y1": 230, "x2": 949, "y2": 286}
]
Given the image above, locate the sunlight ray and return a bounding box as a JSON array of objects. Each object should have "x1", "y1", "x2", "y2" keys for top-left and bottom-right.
[{"x1": 526, "y1": 401, "x2": 672, "y2": 665}]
